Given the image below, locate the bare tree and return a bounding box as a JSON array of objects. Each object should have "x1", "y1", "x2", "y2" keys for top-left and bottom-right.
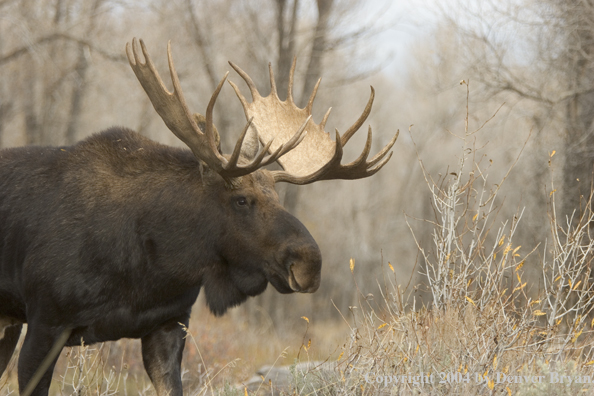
[
  {"x1": 441, "y1": 0, "x2": 594, "y2": 219},
  {"x1": 0, "y1": 0, "x2": 123, "y2": 146}
]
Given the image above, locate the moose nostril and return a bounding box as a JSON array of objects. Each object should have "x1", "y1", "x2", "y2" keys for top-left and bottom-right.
[
  {"x1": 288, "y1": 264, "x2": 302, "y2": 292},
  {"x1": 283, "y1": 245, "x2": 322, "y2": 293}
]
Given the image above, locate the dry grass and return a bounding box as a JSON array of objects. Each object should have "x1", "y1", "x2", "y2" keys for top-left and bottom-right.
[{"x1": 289, "y1": 84, "x2": 594, "y2": 396}]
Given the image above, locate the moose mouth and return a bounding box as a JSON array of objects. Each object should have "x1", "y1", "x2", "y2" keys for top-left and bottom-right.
[
  {"x1": 287, "y1": 264, "x2": 319, "y2": 293},
  {"x1": 288, "y1": 265, "x2": 302, "y2": 292},
  {"x1": 267, "y1": 265, "x2": 319, "y2": 294}
]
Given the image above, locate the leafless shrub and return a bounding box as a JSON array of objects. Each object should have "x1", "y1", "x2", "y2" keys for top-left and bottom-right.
[{"x1": 310, "y1": 84, "x2": 594, "y2": 395}]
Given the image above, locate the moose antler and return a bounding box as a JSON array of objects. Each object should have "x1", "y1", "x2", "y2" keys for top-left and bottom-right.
[
  {"x1": 125, "y1": 38, "x2": 308, "y2": 180},
  {"x1": 228, "y1": 59, "x2": 399, "y2": 185}
]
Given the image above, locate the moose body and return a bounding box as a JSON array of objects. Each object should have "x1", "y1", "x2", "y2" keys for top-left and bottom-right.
[{"x1": 0, "y1": 39, "x2": 397, "y2": 396}]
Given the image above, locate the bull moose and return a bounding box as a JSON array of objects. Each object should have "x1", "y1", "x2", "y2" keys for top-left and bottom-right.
[{"x1": 0, "y1": 38, "x2": 398, "y2": 396}]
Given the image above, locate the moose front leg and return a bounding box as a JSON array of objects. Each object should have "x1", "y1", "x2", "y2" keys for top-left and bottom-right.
[
  {"x1": 141, "y1": 315, "x2": 189, "y2": 396},
  {"x1": 0, "y1": 324, "x2": 22, "y2": 376},
  {"x1": 18, "y1": 324, "x2": 70, "y2": 396}
]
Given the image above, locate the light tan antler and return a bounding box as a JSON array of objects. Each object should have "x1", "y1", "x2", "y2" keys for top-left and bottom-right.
[
  {"x1": 125, "y1": 38, "x2": 308, "y2": 180},
  {"x1": 228, "y1": 59, "x2": 399, "y2": 185}
]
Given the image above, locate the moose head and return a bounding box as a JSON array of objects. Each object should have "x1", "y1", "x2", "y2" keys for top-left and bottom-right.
[{"x1": 125, "y1": 38, "x2": 398, "y2": 310}]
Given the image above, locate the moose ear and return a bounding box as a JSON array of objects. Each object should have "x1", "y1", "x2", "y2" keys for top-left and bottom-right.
[
  {"x1": 193, "y1": 113, "x2": 259, "y2": 160},
  {"x1": 239, "y1": 123, "x2": 260, "y2": 161},
  {"x1": 194, "y1": 113, "x2": 221, "y2": 154}
]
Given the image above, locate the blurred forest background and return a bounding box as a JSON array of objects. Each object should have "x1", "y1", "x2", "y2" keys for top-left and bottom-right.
[{"x1": 1, "y1": 0, "x2": 594, "y2": 369}]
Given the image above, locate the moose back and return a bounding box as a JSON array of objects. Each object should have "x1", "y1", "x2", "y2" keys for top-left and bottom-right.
[{"x1": 0, "y1": 38, "x2": 398, "y2": 396}]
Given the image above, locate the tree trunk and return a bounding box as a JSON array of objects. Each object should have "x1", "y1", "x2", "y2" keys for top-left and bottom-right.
[
  {"x1": 283, "y1": 0, "x2": 334, "y2": 214},
  {"x1": 65, "y1": 0, "x2": 103, "y2": 144},
  {"x1": 275, "y1": 0, "x2": 298, "y2": 101},
  {"x1": 65, "y1": 45, "x2": 89, "y2": 144},
  {"x1": 185, "y1": 0, "x2": 231, "y2": 148}
]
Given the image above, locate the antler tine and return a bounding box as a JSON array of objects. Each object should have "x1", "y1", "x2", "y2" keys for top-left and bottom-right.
[
  {"x1": 227, "y1": 117, "x2": 255, "y2": 168},
  {"x1": 287, "y1": 57, "x2": 296, "y2": 104},
  {"x1": 320, "y1": 107, "x2": 332, "y2": 130},
  {"x1": 227, "y1": 80, "x2": 249, "y2": 114},
  {"x1": 341, "y1": 87, "x2": 375, "y2": 145},
  {"x1": 166, "y1": 41, "x2": 193, "y2": 122},
  {"x1": 205, "y1": 72, "x2": 230, "y2": 159},
  {"x1": 228, "y1": 61, "x2": 261, "y2": 101},
  {"x1": 368, "y1": 151, "x2": 394, "y2": 175},
  {"x1": 349, "y1": 126, "x2": 374, "y2": 166},
  {"x1": 268, "y1": 63, "x2": 279, "y2": 98},
  {"x1": 367, "y1": 129, "x2": 399, "y2": 167},
  {"x1": 305, "y1": 78, "x2": 321, "y2": 113}
]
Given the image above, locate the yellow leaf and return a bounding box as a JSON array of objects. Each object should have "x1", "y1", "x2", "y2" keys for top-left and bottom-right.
[
  {"x1": 568, "y1": 279, "x2": 572, "y2": 288},
  {"x1": 554, "y1": 275, "x2": 561, "y2": 282},
  {"x1": 377, "y1": 323, "x2": 387, "y2": 330},
  {"x1": 572, "y1": 328, "x2": 583, "y2": 343},
  {"x1": 512, "y1": 246, "x2": 521, "y2": 254},
  {"x1": 473, "y1": 213, "x2": 478, "y2": 221},
  {"x1": 503, "y1": 244, "x2": 512, "y2": 255},
  {"x1": 337, "y1": 351, "x2": 344, "y2": 361},
  {"x1": 516, "y1": 272, "x2": 522, "y2": 283},
  {"x1": 465, "y1": 296, "x2": 476, "y2": 306},
  {"x1": 529, "y1": 300, "x2": 541, "y2": 307},
  {"x1": 349, "y1": 258, "x2": 355, "y2": 273},
  {"x1": 307, "y1": 339, "x2": 311, "y2": 348},
  {"x1": 494, "y1": 253, "x2": 497, "y2": 260},
  {"x1": 488, "y1": 378, "x2": 494, "y2": 390},
  {"x1": 533, "y1": 310, "x2": 546, "y2": 316},
  {"x1": 586, "y1": 360, "x2": 594, "y2": 366},
  {"x1": 388, "y1": 262, "x2": 394, "y2": 273},
  {"x1": 506, "y1": 386, "x2": 512, "y2": 396},
  {"x1": 573, "y1": 280, "x2": 582, "y2": 290},
  {"x1": 551, "y1": 150, "x2": 556, "y2": 157},
  {"x1": 499, "y1": 235, "x2": 505, "y2": 246},
  {"x1": 301, "y1": 316, "x2": 309, "y2": 323},
  {"x1": 244, "y1": 388, "x2": 249, "y2": 396},
  {"x1": 493, "y1": 354, "x2": 498, "y2": 369},
  {"x1": 515, "y1": 261, "x2": 524, "y2": 271},
  {"x1": 550, "y1": 189, "x2": 557, "y2": 196},
  {"x1": 556, "y1": 318, "x2": 562, "y2": 326}
]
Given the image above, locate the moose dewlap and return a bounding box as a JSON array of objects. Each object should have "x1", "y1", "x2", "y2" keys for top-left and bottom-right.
[{"x1": 0, "y1": 38, "x2": 398, "y2": 396}]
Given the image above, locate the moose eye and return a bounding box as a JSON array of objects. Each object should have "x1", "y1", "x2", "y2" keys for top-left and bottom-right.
[{"x1": 236, "y1": 197, "x2": 248, "y2": 206}]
